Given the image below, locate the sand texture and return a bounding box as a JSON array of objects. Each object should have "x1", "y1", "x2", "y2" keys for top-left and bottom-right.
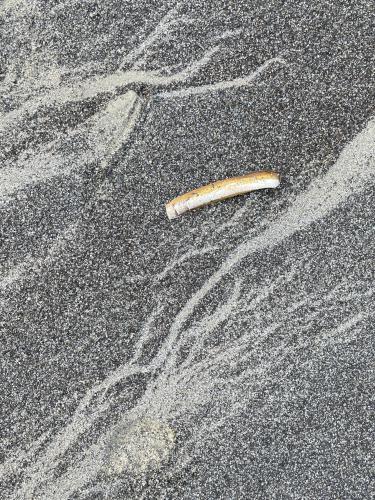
[{"x1": 1, "y1": 1, "x2": 374, "y2": 498}]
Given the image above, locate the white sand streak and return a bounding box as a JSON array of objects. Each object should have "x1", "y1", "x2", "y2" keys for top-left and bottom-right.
[
  {"x1": 4, "y1": 116, "x2": 374, "y2": 500},
  {"x1": 0, "y1": 91, "x2": 142, "y2": 203},
  {"x1": 166, "y1": 116, "x2": 375, "y2": 343},
  {"x1": 121, "y1": 3, "x2": 187, "y2": 69},
  {"x1": 0, "y1": 46, "x2": 219, "y2": 133},
  {"x1": 159, "y1": 57, "x2": 286, "y2": 98}
]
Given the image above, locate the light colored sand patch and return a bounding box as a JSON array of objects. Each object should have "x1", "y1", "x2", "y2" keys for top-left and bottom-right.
[
  {"x1": 0, "y1": 222, "x2": 79, "y2": 291},
  {"x1": 88, "y1": 89, "x2": 141, "y2": 160},
  {"x1": 106, "y1": 418, "x2": 175, "y2": 475},
  {"x1": 0, "y1": 0, "x2": 29, "y2": 16},
  {"x1": 0, "y1": 151, "x2": 71, "y2": 202},
  {"x1": 0, "y1": 90, "x2": 142, "y2": 203}
]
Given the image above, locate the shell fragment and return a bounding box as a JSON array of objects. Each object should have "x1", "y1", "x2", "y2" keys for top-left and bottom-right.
[{"x1": 165, "y1": 170, "x2": 280, "y2": 220}]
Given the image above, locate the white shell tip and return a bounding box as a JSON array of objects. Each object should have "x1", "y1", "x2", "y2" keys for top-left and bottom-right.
[{"x1": 165, "y1": 203, "x2": 178, "y2": 220}]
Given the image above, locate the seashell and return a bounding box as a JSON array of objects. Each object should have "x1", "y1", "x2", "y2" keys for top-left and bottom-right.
[{"x1": 165, "y1": 170, "x2": 280, "y2": 220}]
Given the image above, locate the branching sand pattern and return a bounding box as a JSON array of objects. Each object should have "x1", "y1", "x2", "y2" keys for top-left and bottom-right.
[
  {"x1": 0, "y1": 2, "x2": 285, "y2": 290},
  {"x1": 1, "y1": 2, "x2": 374, "y2": 499},
  {"x1": 2, "y1": 114, "x2": 373, "y2": 498}
]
